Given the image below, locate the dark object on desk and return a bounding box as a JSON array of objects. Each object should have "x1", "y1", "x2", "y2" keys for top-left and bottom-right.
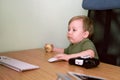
[
  {"x1": 68, "y1": 57, "x2": 100, "y2": 69},
  {"x1": 82, "y1": 0, "x2": 120, "y2": 66}
]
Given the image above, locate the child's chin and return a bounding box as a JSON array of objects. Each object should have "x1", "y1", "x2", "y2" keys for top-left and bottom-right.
[
  {"x1": 71, "y1": 41, "x2": 80, "y2": 44},
  {"x1": 68, "y1": 39, "x2": 76, "y2": 43},
  {"x1": 68, "y1": 39, "x2": 73, "y2": 42}
]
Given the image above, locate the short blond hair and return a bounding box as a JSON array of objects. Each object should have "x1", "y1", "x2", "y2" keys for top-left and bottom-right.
[{"x1": 68, "y1": 15, "x2": 94, "y2": 38}]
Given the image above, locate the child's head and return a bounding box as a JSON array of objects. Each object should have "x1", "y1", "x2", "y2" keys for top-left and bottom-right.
[{"x1": 67, "y1": 15, "x2": 94, "y2": 44}]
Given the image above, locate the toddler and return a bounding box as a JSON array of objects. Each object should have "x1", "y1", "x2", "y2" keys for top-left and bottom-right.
[{"x1": 53, "y1": 15, "x2": 99, "y2": 61}]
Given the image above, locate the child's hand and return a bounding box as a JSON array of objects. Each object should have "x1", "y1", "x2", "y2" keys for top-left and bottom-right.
[{"x1": 54, "y1": 54, "x2": 70, "y2": 61}]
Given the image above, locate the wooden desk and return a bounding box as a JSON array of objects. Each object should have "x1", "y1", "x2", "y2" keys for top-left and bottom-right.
[{"x1": 0, "y1": 48, "x2": 120, "y2": 80}]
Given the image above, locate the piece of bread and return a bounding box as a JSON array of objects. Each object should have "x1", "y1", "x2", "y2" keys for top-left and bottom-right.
[{"x1": 44, "y1": 44, "x2": 53, "y2": 53}]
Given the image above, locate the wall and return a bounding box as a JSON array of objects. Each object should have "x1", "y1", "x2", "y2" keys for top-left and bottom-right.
[{"x1": 0, "y1": 0, "x2": 88, "y2": 52}]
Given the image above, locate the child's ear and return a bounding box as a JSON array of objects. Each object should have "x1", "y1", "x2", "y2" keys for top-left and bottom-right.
[{"x1": 83, "y1": 31, "x2": 89, "y2": 38}]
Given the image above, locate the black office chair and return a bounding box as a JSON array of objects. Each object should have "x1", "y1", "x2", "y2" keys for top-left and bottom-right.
[{"x1": 82, "y1": 0, "x2": 120, "y2": 66}]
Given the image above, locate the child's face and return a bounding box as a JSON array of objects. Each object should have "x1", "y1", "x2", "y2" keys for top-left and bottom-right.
[{"x1": 67, "y1": 19, "x2": 88, "y2": 44}]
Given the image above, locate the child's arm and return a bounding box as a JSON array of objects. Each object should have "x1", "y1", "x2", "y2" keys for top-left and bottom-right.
[
  {"x1": 69, "y1": 49, "x2": 94, "y2": 59},
  {"x1": 54, "y1": 49, "x2": 95, "y2": 61},
  {"x1": 53, "y1": 47, "x2": 64, "y2": 53}
]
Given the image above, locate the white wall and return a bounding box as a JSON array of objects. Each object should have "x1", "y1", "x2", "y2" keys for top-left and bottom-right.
[{"x1": 0, "y1": 0, "x2": 88, "y2": 52}]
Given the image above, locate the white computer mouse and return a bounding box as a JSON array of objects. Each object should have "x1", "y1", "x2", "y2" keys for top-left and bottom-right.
[{"x1": 48, "y1": 57, "x2": 58, "y2": 62}]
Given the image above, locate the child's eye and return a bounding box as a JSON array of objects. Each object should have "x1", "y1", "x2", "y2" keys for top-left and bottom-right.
[{"x1": 73, "y1": 29, "x2": 76, "y2": 32}]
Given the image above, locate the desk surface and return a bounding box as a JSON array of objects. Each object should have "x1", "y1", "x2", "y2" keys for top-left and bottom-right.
[{"x1": 0, "y1": 48, "x2": 120, "y2": 80}]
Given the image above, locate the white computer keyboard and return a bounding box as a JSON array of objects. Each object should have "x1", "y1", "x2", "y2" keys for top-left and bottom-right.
[{"x1": 0, "y1": 56, "x2": 39, "y2": 72}]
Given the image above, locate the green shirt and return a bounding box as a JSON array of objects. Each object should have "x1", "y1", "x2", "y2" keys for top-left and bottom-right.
[{"x1": 64, "y1": 38, "x2": 99, "y2": 59}]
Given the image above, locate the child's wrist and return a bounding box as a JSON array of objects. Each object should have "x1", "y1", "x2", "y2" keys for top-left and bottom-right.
[{"x1": 53, "y1": 47, "x2": 57, "y2": 52}]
